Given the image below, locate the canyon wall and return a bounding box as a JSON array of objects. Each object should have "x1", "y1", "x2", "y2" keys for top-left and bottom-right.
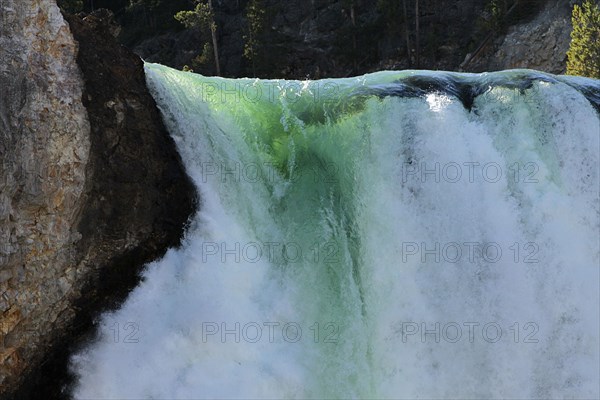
[
  {"x1": 0, "y1": 2, "x2": 196, "y2": 397},
  {"x1": 0, "y1": 0, "x2": 90, "y2": 392}
]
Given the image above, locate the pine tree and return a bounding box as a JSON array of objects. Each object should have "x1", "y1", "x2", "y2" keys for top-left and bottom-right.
[
  {"x1": 341, "y1": 0, "x2": 358, "y2": 71},
  {"x1": 567, "y1": 0, "x2": 600, "y2": 78},
  {"x1": 175, "y1": 0, "x2": 221, "y2": 76},
  {"x1": 243, "y1": 0, "x2": 265, "y2": 77}
]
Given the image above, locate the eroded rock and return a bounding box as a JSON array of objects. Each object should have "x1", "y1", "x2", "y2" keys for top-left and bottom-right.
[
  {"x1": 0, "y1": 2, "x2": 196, "y2": 398},
  {"x1": 0, "y1": 0, "x2": 90, "y2": 392}
]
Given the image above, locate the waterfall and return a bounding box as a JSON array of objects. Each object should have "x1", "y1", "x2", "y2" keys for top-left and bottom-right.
[{"x1": 70, "y1": 64, "x2": 600, "y2": 399}]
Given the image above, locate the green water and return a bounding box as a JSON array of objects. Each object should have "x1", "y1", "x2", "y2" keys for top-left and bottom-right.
[{"x1": 70, "y1": 64, "x2": 600, "y2": 399}]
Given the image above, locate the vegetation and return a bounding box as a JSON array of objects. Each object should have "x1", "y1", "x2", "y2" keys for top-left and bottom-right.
[
  {"x1": 66, "y1": 0, "x2": 561, "y2": 78},
  {"x1": 377, "y1": 0, "x2": 455, "y2": 68},
  {"x1": 402, "y1": 0, "x2": 411, "y2": 65},
  {"x1": 182, "y1": 43, "x2": 214, "y2": 73},
  {"x1": 243, "y1": 0, "x2": 266, "y2": 77},
  {"x1": 93, "y1": 0, "x2": 189, "y2": 47},
  {"x1": 377, "y1": 0, "x2": 403, "y2": 35},
  {"x1": 377, "y1": 0, "x2": 412, "y2": 65},
  {"x1": 175, "y1": 0, "x2": 221, "y2": 75},
  {"x1": 482, "y1": 0, "x2": 506, "y2": 33},
  {"x1": 127, "y1": 0, "x2": 162, "y2": 30},
  {"x1": 567, "y1": 0, "x2": 600, "y2": 78},
  {"x1": 57, "y1": 0, "x2": 84, "y2": 13}
]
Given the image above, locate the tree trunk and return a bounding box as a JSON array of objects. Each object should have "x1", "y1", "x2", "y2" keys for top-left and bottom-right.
[
  {"x1": 210, "y1": 27, "x2": 221, "y2": 76},
  {"x1": 208, "y1": 0, "x2": 221, "y2": 76},
  {"x1": 402, "y1": 0, "x2": 411, "y2": 67},
  {"x1": 415, "y1": 0, "x2": 420, "y2": 68},
  {"x1": 351, "y1": 1, "x2": 357, "y2": 72},
  {"x1": 250, "y1": 31, "x2": 257, "y2": 77}
]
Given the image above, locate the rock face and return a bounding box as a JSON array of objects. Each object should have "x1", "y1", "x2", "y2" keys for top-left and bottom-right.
[
  {"x1": 0, "y1": 0, "x2": 90, "y2": 391},
  {"x1": 0, "y1": 2, "x2": 196, "y2": 398},
  {"x1": 469, "y1": 0, "x2": 572, "y2": 74}
]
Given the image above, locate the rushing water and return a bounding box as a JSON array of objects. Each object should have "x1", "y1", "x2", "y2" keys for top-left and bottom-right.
[{"x1": 70, "y1": 64, "x2": 600, "y2": 399}]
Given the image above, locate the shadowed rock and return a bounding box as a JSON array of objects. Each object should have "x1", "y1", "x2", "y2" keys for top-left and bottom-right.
[{"x1": 0, "y1": 4, "x2": 197, "y2": 399}]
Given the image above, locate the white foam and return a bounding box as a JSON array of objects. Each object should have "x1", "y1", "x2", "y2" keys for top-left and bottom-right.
[{"x1": 70, "y1": 65, "x2": 600, "y2": 399}]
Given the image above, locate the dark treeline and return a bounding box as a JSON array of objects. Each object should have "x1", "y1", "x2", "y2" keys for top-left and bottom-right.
[{"x1": 58, "y1": 0, "x2": 558, "y2": 78}]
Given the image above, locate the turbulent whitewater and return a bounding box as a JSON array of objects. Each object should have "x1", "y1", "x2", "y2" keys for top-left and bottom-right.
[{"x1": 70, "y1": 64, "x2": 600, "y2": 399}]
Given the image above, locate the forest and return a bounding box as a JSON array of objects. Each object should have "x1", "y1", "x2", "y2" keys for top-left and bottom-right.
[{"x1": 55, "y1": 0, "x2": 582, "y2": 79}]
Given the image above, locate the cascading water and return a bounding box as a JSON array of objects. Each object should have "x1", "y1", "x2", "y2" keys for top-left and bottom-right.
[{"x1": 70, "y1": 64, "x2": 600, "y2": 399}]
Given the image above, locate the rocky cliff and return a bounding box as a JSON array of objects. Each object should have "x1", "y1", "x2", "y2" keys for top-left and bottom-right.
[
  {"x1": 0, "y1": 2, "x2": 196, "y2": 398},
  {"x1": 466, "y1": 0, "x2": 573, "y2": 74},
  {"x1": 0, "y1": 0, "x2": 90, "y2": 392}
]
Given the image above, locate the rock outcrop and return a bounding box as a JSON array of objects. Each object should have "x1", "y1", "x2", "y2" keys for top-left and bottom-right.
[
  {"x1": 0, "y1": 0, "x2": 90, "y2": 392},
  {"x1": 0, "y1": 2, "x2": 196, "y2": 398},
  {"x1": 467, "y1": 0, "x2": 572, "y2": 74}
]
